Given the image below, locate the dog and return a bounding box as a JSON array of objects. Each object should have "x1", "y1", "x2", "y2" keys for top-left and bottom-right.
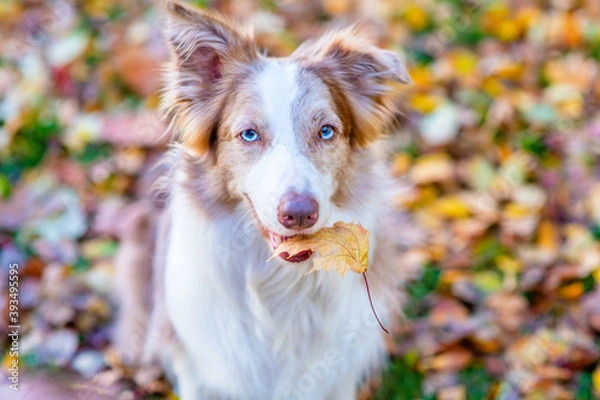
[{"x1": 114, "y1": 1, "x2": 411, "y2": 399}]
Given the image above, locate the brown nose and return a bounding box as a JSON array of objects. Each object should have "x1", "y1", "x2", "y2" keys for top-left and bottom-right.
[{"x1": 277, "y1": 192, "x2": 319, "y2": 230}]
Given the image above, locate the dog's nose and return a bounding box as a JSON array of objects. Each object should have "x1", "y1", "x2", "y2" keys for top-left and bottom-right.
[{"x1": 277, "y1": 192, "x2": 319, "y2": 230}]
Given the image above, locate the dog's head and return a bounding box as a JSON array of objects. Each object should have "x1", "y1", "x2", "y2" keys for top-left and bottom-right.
[{"x1": 162, "y1": 1, "x2": 410, "y2": 262}]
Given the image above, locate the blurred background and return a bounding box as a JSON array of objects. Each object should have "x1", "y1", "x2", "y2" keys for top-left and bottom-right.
[{"x1": 1, "y1": 0, "x2": 600, "y2": 399}]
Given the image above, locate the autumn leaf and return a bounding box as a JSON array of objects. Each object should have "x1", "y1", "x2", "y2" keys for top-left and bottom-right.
[
  {"x1": 592, "y1": 366, "x2": 600, "y2": 394},
  {"x1": 271, "y1": 222, "x2": 389, "y2": 333},
  {"x1": 271, "y1": 221, "x2": 370, "y2": 277}
]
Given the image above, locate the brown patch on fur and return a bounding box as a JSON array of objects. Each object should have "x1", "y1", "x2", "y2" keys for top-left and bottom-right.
[
  {"x1": 329, "y1": 147, "x2": 378, "y2": 207},
  {"x1": 152, "y1": 145, "x2": 241, "y2": 218},
  {"x1": 289, "y1": 27, "x2": 411, "y2": 205},
  {"x1": 180, "y1": 147, "x2": 241, "y2": 213},
  {"x1": 161, "y1": 1, "x2": 260, "y2": 155},
  {"x1": 210, "y1": 66, "x2": 276, "y2": 201},
  {"x1": 291, "y1": 26, "x2": 411, "y2": 148}
]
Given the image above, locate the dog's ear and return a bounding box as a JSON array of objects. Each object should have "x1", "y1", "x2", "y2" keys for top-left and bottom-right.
[
  {"x1": 162, "y1": 1, "x2": 257, "y2": 155},
  {"x1": 292, "y1": 27, "x2": 411, "y2": 147}
]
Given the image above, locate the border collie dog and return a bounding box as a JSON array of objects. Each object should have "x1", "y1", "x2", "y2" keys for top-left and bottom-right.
[{"x1": 115, "y1": 1, "x2": 411, "y2": 399}]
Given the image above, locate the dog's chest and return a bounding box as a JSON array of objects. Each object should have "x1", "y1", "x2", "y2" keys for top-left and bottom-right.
[{"x1": 164, "y1": 188, "x2": 384, "y2": 398}]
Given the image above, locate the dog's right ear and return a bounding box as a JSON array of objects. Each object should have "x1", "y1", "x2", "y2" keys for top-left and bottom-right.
[
  {"x1": 292, "y1": 27, "x2": 410, "y2": 148},
  {"x1": 162, "y1": 1, "x2": 257, "y2": 155}
]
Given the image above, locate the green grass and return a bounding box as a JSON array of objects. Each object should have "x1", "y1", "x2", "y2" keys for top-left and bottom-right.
[
  {"x1": 376, "y1": 360, "x2": 497, "y2": 400},
  {"x1": 375, "y1": 357, "x2": 430, "y2": 400}
]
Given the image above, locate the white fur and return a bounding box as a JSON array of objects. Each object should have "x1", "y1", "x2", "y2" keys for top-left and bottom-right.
[
  {"x1": 245, "y1": 60, "x2": 334, "y2": 237},
  {"x1": 165, "y1": 169, "x2": 388, "y2": 399}
]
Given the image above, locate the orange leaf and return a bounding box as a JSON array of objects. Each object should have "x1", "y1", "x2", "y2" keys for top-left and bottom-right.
[{"x1": 271, "y1": 221, "x2": 370, "y2": 277}]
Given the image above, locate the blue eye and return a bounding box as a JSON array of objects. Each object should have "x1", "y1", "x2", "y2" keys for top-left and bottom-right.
[
  {"x1": 319, "y1": 125, "x2": 334, "y2": 140},
  {"x1": 240, "y1": 129, "x2": 260, "y2": 142}
]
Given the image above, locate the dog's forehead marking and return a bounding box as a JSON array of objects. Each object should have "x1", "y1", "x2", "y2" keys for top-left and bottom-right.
[{"x1": 255, "y1": 59, "x2": 299, "y2": 148}]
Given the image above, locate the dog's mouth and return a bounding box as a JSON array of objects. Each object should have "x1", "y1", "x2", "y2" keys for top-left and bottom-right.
[
  {"x1": 266, "y1": 230, "x2": 312, "y2": 263},
  {"x1": 243, "y1": 195, "x2": 314, "y2": 263}
]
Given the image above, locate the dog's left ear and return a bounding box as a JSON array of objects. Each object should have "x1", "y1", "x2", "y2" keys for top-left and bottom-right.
[
  {"x1": 293, "y1": 27, "x2": 411, "y2": 147},
  {"x1": 162, "y1": 1, "x2": 257, "y2": 155}
]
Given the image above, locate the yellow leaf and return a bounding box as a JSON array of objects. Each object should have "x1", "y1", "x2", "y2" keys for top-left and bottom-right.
[
  {"x1": 482, "y1": 77, "x2": 505, "y2": 97},
  {"x1": 496, "y1": 20, "x2": 520, "y2": 42},
  {"x1": 271, "y1": 221, "x2": 369, "y2": 277},
  {"x1": 592, "y1": 366, "x2": 600, "y2": 393},
  {"x1": 515, "y1": 7, "x2": 542, "y2": 30},
  {"x1": 1, "y1": 352, "x2": 18, "y2": 373},
  {"x1": 441, "y1": 270, "x2": 471, "y2": 286},
  {"x1": 496, "y1": 60, "x2": 524, "y2": 80},
  {"x1": 450, "y1": 51, "x2": 478, "y2": 77},
  {"x1": 323, "y1": 0, "x2": 351, "y2": 15},
  {"x1": 409, "y1": 66, "x2": 434, "y2": 88},
  {"x1": 410, "y1": 186, "x2": 440, "y2": 209},
  {"x1": 503, "y1": 203, "x2": 533, "y2": 218},
  {"x1": 496, "y1": 255, "x2": 522, "y2": 273},
  {"x1": 0, "y1": 1, "x2": 21, "y2": 21},
  {"x1": 410, "y1": 153, "x2": 454, "y2": 184},
  {"x1": 538, "y1": 220, "x2": 559, "y2": 253},
  {"x1": 82, "y1": 0, "x2": 113, "y2": 18},
  {"x1": 410, "y1": 93, "x2": 442, "y2": 113},
  {"x1": 474, "y1": 271, "x2": 503, "y2": 293},
  {"x1": 404, "y1": 5, "x2": 429, "y2": 31},
  {"x1": 431, "y1": 196, "x2": 471, "y2": 219}
]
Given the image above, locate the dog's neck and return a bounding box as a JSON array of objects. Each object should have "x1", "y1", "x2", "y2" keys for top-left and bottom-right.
[{"x1": 167, "y1": 170, "x2": 365, "y2": 357}]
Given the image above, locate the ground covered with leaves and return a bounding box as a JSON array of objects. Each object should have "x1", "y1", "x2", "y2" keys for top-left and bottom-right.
[{"x1": 1, "y1": 0, "x2": 600, "y2": 399}]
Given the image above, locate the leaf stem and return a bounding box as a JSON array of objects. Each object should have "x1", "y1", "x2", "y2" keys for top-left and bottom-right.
[{"x1": 362, "y1": 272, "x2": 389, "y2": 334}]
